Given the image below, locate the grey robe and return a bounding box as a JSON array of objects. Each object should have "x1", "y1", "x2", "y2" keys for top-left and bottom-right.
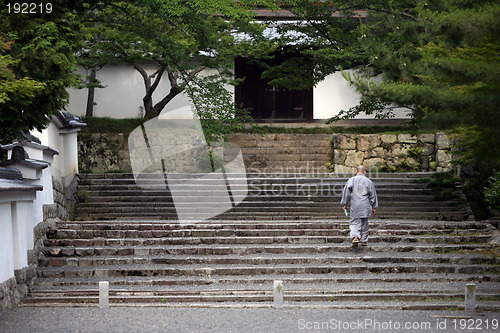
[{"x1": 340, "y1": 174, "x2": 378, "y2": 218}]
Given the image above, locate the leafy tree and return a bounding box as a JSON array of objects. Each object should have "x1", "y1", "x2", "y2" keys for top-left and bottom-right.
[
  {"x1": 79, "y1": 1, "x2": 275, "y2": 124},
  {"x1": 262, "y1": 1, "x2": 499, "y2": 215},
  {"x1": 344, "y1": 1, "x2": 500, "y2": 211},
  {"x1": 341, "y1": 1, "x2": 499, "y2": 127},
  {"x1": 0, "y1": 0, "x2": 98, "y2": 144}
]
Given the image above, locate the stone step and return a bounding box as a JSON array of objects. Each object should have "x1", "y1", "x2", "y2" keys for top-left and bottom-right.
[
  {"x1": 78, "y1": 177, "x2": 428, "y2": 186},
  {"x1": 78, "y1": 172, "x2": 435, "y2": 180},
  {"x1": 40, "y1": 243, "x2": 496, "y2": 258},
  {"x1": 79, "y1": 188, "x2": 437, "y2": 198},
  {"x1": 73, "y1": 212, "x2": 470, "y2": 221},
  {"x1": 30, "y1": 273, "x2": 500, "y2": 288},
  {"x1": 21, "y1": 300, "x2": 500, "y2": 311},
  {"x1": 54, "y1": 220, "x2": 491, "y2": 230},
  {"x1": 77, "y1": 201, "x2": 463, "y2": 209},
  {"x1": 38, "y1": 253, "x2": 498, "y2": 268},
  {"x1": 22, "y1": 289, "x2": 500, "y2": 305},
  {"x1": 80, "y1": 195, "x2": 450, "y2": 204},
  {"x1": 36, "y1": 262, "x2": 500, "y2": 279},
  {"x1": 77, "y1": 181, "x2": 430, "y2": 189},
  {"x1": 44, "y1": 233, "x2": 494, "y2": 248},
  {"x1": 29, "y1": 281, "x2": 500, "y2": 292},
  {"x1": 75, "y1": 206, "x2": 466, "y2": 216},
  {"x1": 47, "y1": 227, "x2": 490, "y2": 239}
]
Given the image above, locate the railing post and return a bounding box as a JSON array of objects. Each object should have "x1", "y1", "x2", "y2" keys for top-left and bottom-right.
[
  {"x1": 273, "y1": 280, "x2": 283, "y2": 309},
  {"x1": 465, "y1": 283, "x2": 476, "y2": 312},
  {"x1": 99, "y1": 281, "x2": 109, "y2": 308}
]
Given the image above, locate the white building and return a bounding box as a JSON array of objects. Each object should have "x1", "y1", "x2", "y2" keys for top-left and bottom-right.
[{"x1": 66, "y1": 63, "x2": 410, "y2": 122}]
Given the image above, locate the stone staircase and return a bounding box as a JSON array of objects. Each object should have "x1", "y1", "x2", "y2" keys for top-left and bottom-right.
[
  {"x1": 22, "y1": 172, "x2": 500, "y2": 310},
  {"x1": 74, "y1": 172, "x2": 472, "y2": 221},
  {"x1": 24, "y1": 219, "x2": 500, "y2": 310},
  {"x1": 226, "y1": 133, "x2": 332, "y2": 174}
]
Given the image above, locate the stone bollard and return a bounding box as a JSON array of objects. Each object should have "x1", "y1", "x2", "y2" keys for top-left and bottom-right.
[
  {"x1": 465, "y1": 283, "x2": 476, "y2": 312},
  {"x1": 99, "y1": 281, "x2": 109, "y2": 308},
  {"x1": 273, "y1": 280, "x2": 284, "y2": 309}
]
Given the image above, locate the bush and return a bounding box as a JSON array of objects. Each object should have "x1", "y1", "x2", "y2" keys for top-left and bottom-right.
[{"x1": 485, "y1": 172, "x2": 500, "y2": 209}]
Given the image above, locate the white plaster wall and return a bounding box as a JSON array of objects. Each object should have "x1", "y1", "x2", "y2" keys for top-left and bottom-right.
[
  {"x1": 66, "y1": 65, "x2": 410, "y2": 120},
  {"x1": 313, "y1": 70, "x2": 411, "y2": 119},
  {"x1": 68, "y1": 64, "x2": 178, "y2": 119},
  {"x1": 33, "y1": 123, "x2": 62, "y2": 181},
  {"x1": 35, "y1": 126, "x2": 79, "y2": 186},
  {"x1": 0, "y1": 202, "x2": 15, "y2": 283},
  {"x1": 11, "y1": 201, "x2": 32, "y2": 268},
  {"x1": 313, "y1": 70, "x2": 362, "y2": 119},
  {"x1": 26, "y1": 169, "x2": 50, "y2": 228},
  {"x1": 59, "y1": 132, "x2": 79, "y2": 187},
  {"x1": 0, "y1": 190, "x2": 37, "y2": 284}
]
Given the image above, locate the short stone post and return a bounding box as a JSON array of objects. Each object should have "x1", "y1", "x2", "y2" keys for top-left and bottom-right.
[
  {"x1": 465, "y1": 283, "x2": 476, "y2": 312},
  {"x1": 99, "y1": 281, "x2": 109, "y2": 308},
  {"x1": 273, "y1": 280, "x2": 284, "y2": 309}
]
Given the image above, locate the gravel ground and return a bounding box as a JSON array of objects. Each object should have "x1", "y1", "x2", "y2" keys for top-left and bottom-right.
[{"x1": 1, "y1": 307, "x2": 499, "y2": 333}]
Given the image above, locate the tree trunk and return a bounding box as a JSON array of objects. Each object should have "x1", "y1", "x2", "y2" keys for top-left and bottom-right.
[
  {"x1": 134, "y1": 63, "x2": 206, "y2": 121},
  {"x1": 146, "y1": 85, "x2": 184, "y2": 120},
  {"x1": 85, "y1": 68, "x2": 97, "y2": 117}
]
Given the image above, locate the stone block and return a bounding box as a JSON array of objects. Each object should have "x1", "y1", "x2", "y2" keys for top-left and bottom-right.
[
  {"x1": 398, "y1": 134, "x2": 418, "y2": 144},
  {"x1": 196, "y1": 268, "x2": 214, "y2": 276},
  {"x1": 417, "y1": 133, "x2": 435, "y2": 143},
  {"x1": 333, "y1": 134, "x2": 356, "y2": 150},
  {"x1": 380, "y1": 134, "x2": 397, "y2": 144},
  {"x1": 333, "y1": 150, "x2": 348, "y2": 164},
  {"x1": 370, "y1": 147, "x2": 387, "y2": 159},
  {"x1": 422, "y1": 143, "x2": 435, "y2": 156},
  {"x1": 436, "y1": 150, "x2": 452, "y2": 168},
  {"x1": 357, "y1": 135, "x2": 381, "y2": 151},
  {"x1": 391, "y1": 144, "x2": 411, "y2": 157},
  {"x1": 345, "y1": 151, "x2": 365, "y2": 167},
  {"x1": 334, "y1": 164, "x2": 353, "y2": 174},
  {"x1": 406, "y1": 157, "x2": 420, "y2": 167},
  {"x1": 436, "y1": 132, "x2": 450, "y2": 150},
  {"x1": 364, "y1": 158, "x2": 384, "y2": 170}
]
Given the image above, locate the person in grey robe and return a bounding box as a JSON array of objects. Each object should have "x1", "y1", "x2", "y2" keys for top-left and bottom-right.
[{"x1": 340, "y1": 165, "x2": 378, "y2": 246}]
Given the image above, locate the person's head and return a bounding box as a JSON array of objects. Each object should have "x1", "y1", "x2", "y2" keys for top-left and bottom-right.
[{"x1": 356, "y1": 165, "x2": 366, "y2": 175}]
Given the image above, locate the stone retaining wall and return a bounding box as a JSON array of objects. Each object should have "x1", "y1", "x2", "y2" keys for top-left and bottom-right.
[
  {"x1": 331, "y1": 132, "x2": 453, "y2": 173},
  {"x1": 79, "y1": 134, "x2": 131, "y2": 172},
  {"x1": 78, "y1": 132, "x2": 453, "y2": 174}
]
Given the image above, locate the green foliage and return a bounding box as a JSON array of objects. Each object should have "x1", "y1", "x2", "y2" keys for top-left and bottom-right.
[
  {"x1": 254, "y1": 0, "x2": 371, "y2": 89},
  {"x1": 426, "y1": 172, "x2": 461, "y2": 201},
  {"x1": 280, "y1": 0, "x2": 499, "y2": 217},
  {"x1": 186, "y1": 75, "x2": 252, "y2": 145},
  {"x1": 79, "y1": 118, "x2": 144, "y2": 135},
  {"x1": 343, "y1": 1, "x2": 500, "y2": 150},
  {"x1": 485, "y1": 172, "x2": 500, "y2": 209},
  {"x1": 450, "y1": 126, "x2": 500, "y2": 176},
  {"x1": 198, "y1": 150, "x2": 224, "y2": 172},
  {"x1": 0, "y1": 2, "x2": 90, "y2": 143},
  {"x1": 407, "y1": 144, "x2": 423, "y2": 160},
  {"x1": 377, "y1": 159, "x2": 420, "y2": 173},
  {"x1": 75, "y1": 189, "x2": 89, "y2": 203},
  {"x1": 78, "y1": 0, "x2": 277, "y2": 121},
  {"x1": 427, "y1": 172, "x2": 460, "y2": 188}
]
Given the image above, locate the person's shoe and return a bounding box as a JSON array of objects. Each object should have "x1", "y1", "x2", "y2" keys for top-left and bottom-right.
[
  {"x1": 352, "y1": 237, "x2": 359, "y2": 247},
  {"x1": 361, "y1": 242, "x2": 368, "y2": 246}
]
